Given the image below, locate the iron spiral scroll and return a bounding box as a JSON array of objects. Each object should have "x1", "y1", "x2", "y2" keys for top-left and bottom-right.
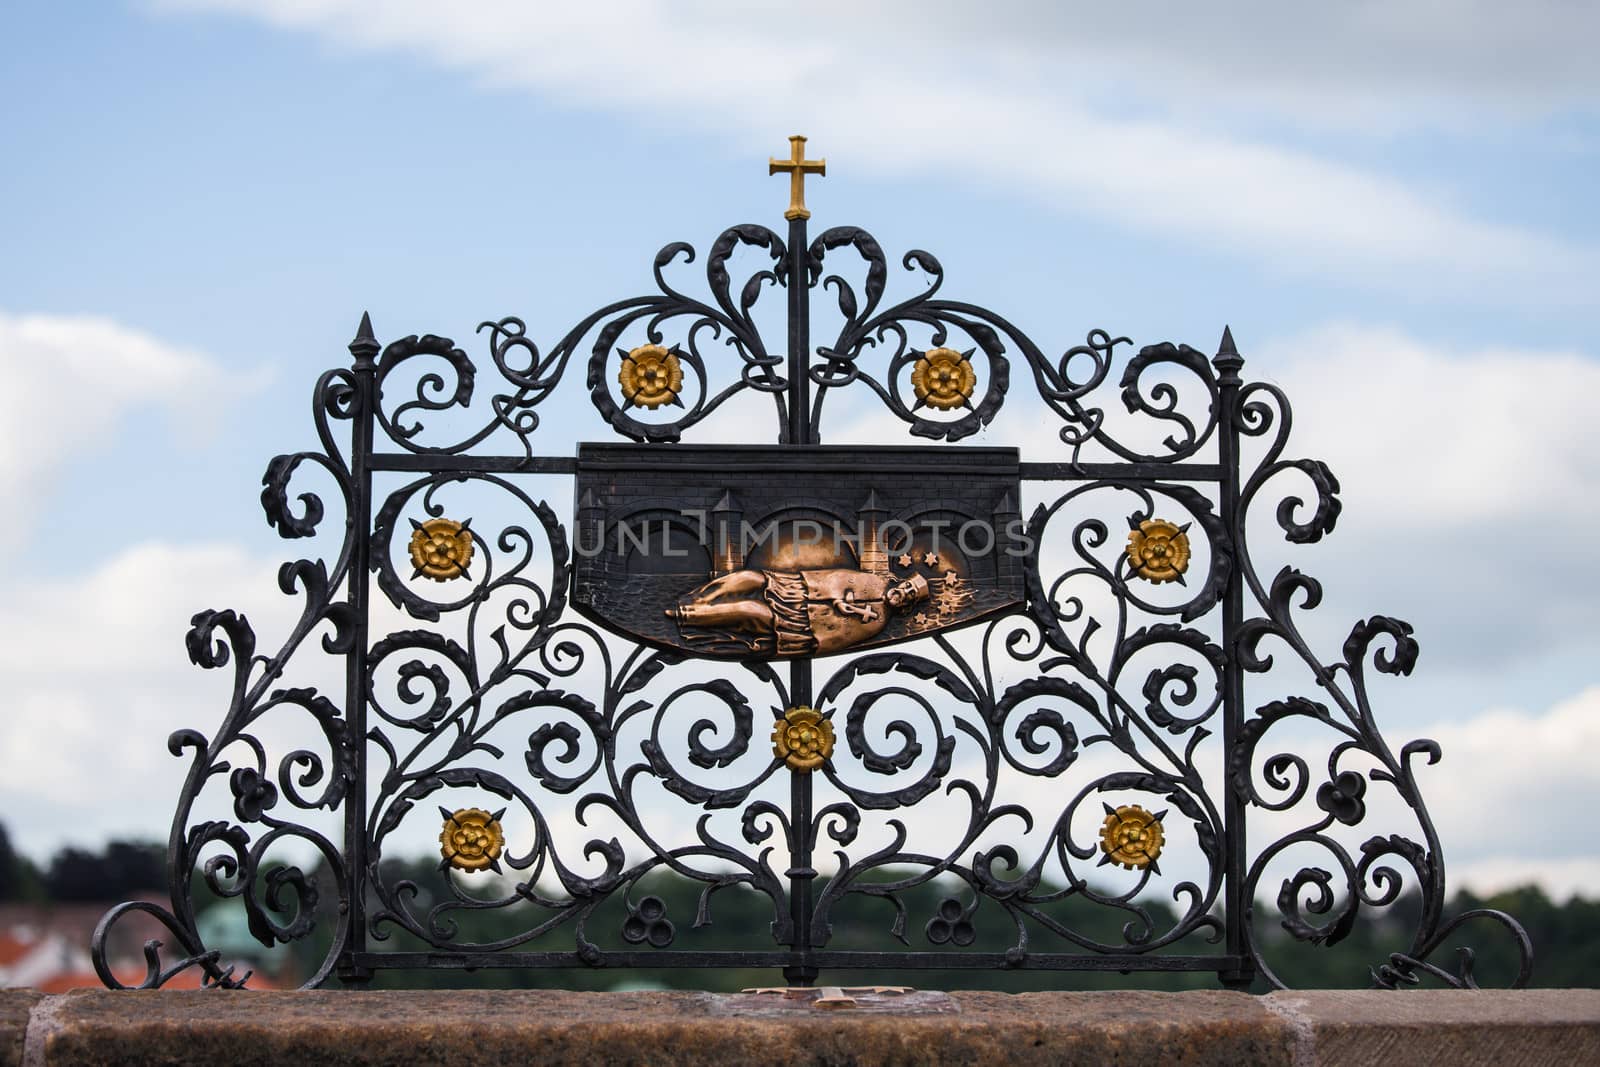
[{"x1": 92, "y1": 202, "x2": 1531, "y2": 990}]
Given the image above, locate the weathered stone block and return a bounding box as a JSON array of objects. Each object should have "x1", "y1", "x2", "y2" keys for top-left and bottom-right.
[
  {"x1": 0, "y1": 990, "x2": 40, "y2": 1067},
  {"x1": 3, "y1": 987, "x2": 1597, "y2": 1066}
]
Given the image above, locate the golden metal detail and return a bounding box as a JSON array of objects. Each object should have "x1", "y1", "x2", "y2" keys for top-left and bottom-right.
[
  {"x1": 1125, "y1": 518, "x2": 1191, "y2": 584},
  {"x1": 907, "y1": 571, "x2": 972, "y2": 635},
  {"x1": 742, "y1": 986, "x2": 913, "y2": 1009},
  {"x1": 1099, "y1": 804, "x2": 1165, "y2": 870},
  {"x1": 772, "y1": 706, "x2": 834, "y2": 771},
  {"x1": 671, "y1": 568, "x2": 930, "y2": 657},
  {"x1": 618, "y1": 343, "x2": 684, "y2": 410},
  {"x1": 439, "y1": 806, "x2": 505, "y2": 872},
  {"x1": 768, "y1": 135, "x2": 826, "y2": 221},
  {"x1": 409, "y1": 517, "x2": 474, "y2": 582},
  {"x1": 910, "y1": 347, "x2": 977, "y2": 410}
]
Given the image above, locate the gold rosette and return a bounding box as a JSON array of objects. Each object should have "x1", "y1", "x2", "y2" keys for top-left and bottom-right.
[
  {"x1": 439, "y1": 806, "x2": 505, "y2": 872},
  {"x1": 909, "y1": 347, "x2": 977, "y2": 410},
  {"x1": 409, "y1": 517, "x2": 474, "y2": 581},
  {"x1": 1125, "y1": 518, "x2": 1190, "y2": 584},
  {"x1": 618, "y1": 343, "x2": 685, "y2": 409},
  {"x1": 1099, "y1": 804, "x2": 1165, "y2": 870},
  {"x1": 772, "y1": 706, "x2": 834, "y2": 771}
]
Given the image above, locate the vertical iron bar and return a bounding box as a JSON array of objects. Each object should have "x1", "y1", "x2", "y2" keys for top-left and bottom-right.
[
  {"x1": 786, "y1": 216, "x2": 812, "y2": 447},
  {"x1": 337, "y1": 313, "x2": 378, "y2": 986},
  {"x1": 781, "y1": 213, "x2": 820, "y2": 986},
  {"x1": 1214, "y1": 326, "x2": 1254, "y2": 989},
  {"x1": 783, "y1": 662, "x2": 817, "y2": 987}
]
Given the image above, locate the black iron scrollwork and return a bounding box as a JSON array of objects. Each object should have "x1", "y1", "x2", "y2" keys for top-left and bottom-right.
[{"x1": 93, "y1": 210, "x2": 1530, "y2": 991}]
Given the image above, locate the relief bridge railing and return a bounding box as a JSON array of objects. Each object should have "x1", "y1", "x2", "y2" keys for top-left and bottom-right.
[{"x1": 93, "y1": 139, "x2": 1531, "y2": 992}]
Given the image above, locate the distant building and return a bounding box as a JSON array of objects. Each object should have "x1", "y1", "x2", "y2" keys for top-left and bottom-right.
[{"x1": 0, "y1": 901, "x2": 286, "y2": 990}]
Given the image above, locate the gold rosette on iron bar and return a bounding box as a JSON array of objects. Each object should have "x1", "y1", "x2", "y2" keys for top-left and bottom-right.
[
  {"x1": 772, "y1": 706, "x2": 834, "y2": 771},
  {"x1": 1099, "y1": 804, "x2": 1165, "y2": 871},
  {"x1": 409, "y1": 517, "x2": 475, "y2": 581},
  {"x1": 1125, "y1": 518, "x2": 1190, "y2": 584},
  {"x1": 909, "y1": 347, "x2": 977, "y2": 410},
  {"x1": 439, "y1": 807, "x2": 506, "y2": 873},
  {"x1": 618, "y1": 343, "x2": 684, "y2": 409}
]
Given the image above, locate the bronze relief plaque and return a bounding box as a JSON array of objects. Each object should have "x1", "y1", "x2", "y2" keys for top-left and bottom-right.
[{"x1": 572, "y1": 443, "x2": 1023, "y2": 658}]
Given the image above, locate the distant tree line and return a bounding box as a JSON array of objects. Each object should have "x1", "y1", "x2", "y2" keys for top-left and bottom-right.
[{"x1": 0, "y1": 823, "x2": 165, "y2": 903}]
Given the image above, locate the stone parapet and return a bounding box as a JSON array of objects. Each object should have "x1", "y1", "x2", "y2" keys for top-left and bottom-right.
[{"x1": 2, "y1": 987, "x2": 1595, "y2": 1065}]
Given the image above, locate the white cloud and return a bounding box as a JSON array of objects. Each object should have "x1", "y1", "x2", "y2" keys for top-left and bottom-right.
[
  {"x1": 1266, "y1": 325, "x2": 1599, "y2": 527},
  {"x1": 1340, "y1": 686, "x2": 1600, "y2": 901},
  {"x1": 0, "y1": 311, "x2": 262, "y2": 515},
  {"x1": 907, "y1": 2, "x2": 1600, "y2": 132},
  {"x1": 0, "y1": 541, "x2": 333, "y2": 859},
  {"x1": 150, "y1": 1, "x2": 1600, "y2": 128},
  {"x1": 146, "y1": 0, "x2": 1596, "y2": 298},
  {"x1": 1232, "y1": 687, "x2": 1600, "y2": 901},
  {"x1": 1416, "y1": 687, "x2": 1600, "y2": 877},
  {"x1": 1245, "y1": 325, "x2": 1600, "y2": 670}
]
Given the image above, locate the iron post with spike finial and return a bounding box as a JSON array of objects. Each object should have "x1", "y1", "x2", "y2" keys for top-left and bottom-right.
[
  {"x1": 1213, "y1": 324, "x2": 1253, "y2": 989},
  {"x1": 337, "y1": 311, "x2": 378, "y2": 985}
]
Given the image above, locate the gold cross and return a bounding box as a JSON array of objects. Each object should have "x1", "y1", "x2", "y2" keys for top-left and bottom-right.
[{"x1": 769, "y1": 135, "x2": 826, "y2": 221}]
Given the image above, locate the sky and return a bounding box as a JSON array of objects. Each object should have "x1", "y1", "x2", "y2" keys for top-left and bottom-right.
[{"x1": 1, "y1": 0, "x2": 1597, "y2": 923}]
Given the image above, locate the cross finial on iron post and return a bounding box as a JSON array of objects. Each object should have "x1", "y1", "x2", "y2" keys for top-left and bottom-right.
[{"x1": 769, "y1": 135, "x2": 826, "y2": 221}]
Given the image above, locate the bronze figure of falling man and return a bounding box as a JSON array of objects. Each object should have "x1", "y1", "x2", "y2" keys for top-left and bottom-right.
[{"x1": 669, "y1": 568, "x2": 930, "y2": 656}]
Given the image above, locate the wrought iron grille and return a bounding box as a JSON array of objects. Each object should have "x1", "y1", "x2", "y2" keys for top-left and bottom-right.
[{"x1": 93, "y1": 147, "x2": 1532, "y2": 991}]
